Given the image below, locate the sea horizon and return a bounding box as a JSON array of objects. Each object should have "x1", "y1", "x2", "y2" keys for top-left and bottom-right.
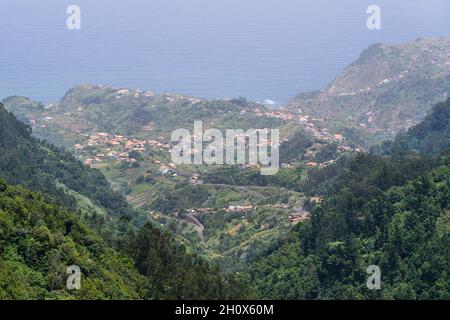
[{"x1": 1, "y1": 0, "x2": 450, "y2": 105}]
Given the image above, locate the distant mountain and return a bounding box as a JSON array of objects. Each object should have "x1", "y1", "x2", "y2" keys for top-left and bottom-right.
[
  {"x1": 2, "y1": 85, "x2": 287, "y2": 147},
  {"x1": 5, "y1": 39, "x2": 450, "y2": 152},
  {"x1": 288, "y1": 37, "x2": 450, "y2": 145}
]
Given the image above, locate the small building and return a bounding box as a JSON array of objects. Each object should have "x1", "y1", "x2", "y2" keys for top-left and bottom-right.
[
  {"x1": 226, "y1": 205, "x2": 253, "y2": 214},
  {"x1": 289, "y1": 210, "x2": 310, "y2": 223},
  {"x1": 306, "y1": 162, "x2": 319, "y2": 167},
  {"x1": 195, "y1": 208, "x2": 215, "y2": 214},
  {"x1": 189, "y1": 176, "x2": 204, "y2": 185}
]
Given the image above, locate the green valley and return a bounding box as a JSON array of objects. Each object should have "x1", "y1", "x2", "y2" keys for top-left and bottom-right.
[
  {"x1": 0, "y1": 103, "x2": 253, "y2": 299},
  {"x1": 1, "y1": 37, "x2": 449, "y2": 300}
]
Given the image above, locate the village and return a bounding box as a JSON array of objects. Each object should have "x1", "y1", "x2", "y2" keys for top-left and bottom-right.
[
  {"x1": 72, "y1": 132, "x2": 172, "y2": 166},
  {"x1": 187, "y1": 203, "x2": 310, "y2": 224},
  {"x1": 26, "y1": 83, "x2": 360, "y2": 175},
  {"x1": 254, "y1": 107, "x2": 350, "y2": 145},
  {"x1": 58, "y1": 87, "x2": 368, "y2": 188},
  {"x1": 72, "y1": 125, "x2": 351, "y2": 183},
  {"x1": 71, "y1": 130, "x2": 272, "y2": 183}
]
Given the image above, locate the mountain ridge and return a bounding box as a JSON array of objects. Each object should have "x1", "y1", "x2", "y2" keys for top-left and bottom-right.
[{"x1": 288, "y1": 37, "x2": 450, "y2": 145}]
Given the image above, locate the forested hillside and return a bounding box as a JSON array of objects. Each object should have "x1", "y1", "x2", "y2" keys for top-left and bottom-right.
[
  {"x1": 250, "y1": 100, "x2": 450, "y2": 300},
  {"x1": 2, "y1": 96, "x2": 449, "y2": 300},
  {"x1": 0, "y1": 104, "x2": 252, "y2": 299},
  {"x1": 0, "y1": 103, "x2": 132, "y2": 220},
  {"x1": 0, "y1": 179, "x2": 144, "y2": 299},
  {"x1": 250, "y1": 156, "x2": 449, "y2": 299},
  {"x1": 374, "y1": 98, "x2": 450, "y2": 156},
  {"x1": 0, "y1": 179, "x2": 252, "y2": 299}
]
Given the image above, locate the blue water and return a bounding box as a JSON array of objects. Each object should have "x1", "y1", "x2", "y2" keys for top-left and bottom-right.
[{"x1": 1, "y1": 0, "x2": 450, "y2": 104}]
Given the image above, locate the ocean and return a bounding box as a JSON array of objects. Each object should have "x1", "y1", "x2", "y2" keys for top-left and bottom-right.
[{"x1": 1, "y1": 0, "x2": 450, "y2": 105}]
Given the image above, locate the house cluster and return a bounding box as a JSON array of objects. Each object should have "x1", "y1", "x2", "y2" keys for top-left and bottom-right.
[
  {"x1": 188, "y1": 208, "x2": 215, "y2": 215},
  {"x1": 288, "y1": 208, "x2": 310, "y2": 223},
  {"x1": 153, "y1": 160, "x2": 177, "y2": 175},
  {"x1": 107, "y1": 86, "x2": 206, "y2": 107},
  {"x1": 189, "y1": 205, "x2": 254, "y2": 216},
  {"x1": 271, "y1": 203, "x2": 291, "y2": 209},
  {"x1": 225, "y1": 205, "x2": 254, "y2": 214},
  {"x1": 306, "y1": 157, "x2": 339, "y2": 169},
  {"x1": 161, "y1": 93, "x2": 204, "y2": 105},
  {"x1": 309, "y1": 196, "x2": 322, "y2": 203},
  {"x1": 74, "y1": 132, "x2": 172, "y2": 165},
  {"x1": 188, "y1": 176, "x2": 204, "y2": 185},
  {"x1": 111, "y1": 88, "x2": 155, "y2": 99},
  {"x1": 254, "y1": 107, "x2": 348, "y2": 148},
  {"x1": 28, "y1": 117, "x2": 50, "y2": 129},
  {"x1": 255, "y1": 107, "x2": 356, "y2": 168},
  {"x1": 255, "y1": 108, "x2": 312, "y2": 125},
  {"x1": 255, "y1": 109, "x2": 302, "y2": 122},
  {"x1": 304, "y1": 126, "x2": 345, "y2": 144},
  {"x1": 148, "y1": 211, "x2": 161, "y2": 220}
]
